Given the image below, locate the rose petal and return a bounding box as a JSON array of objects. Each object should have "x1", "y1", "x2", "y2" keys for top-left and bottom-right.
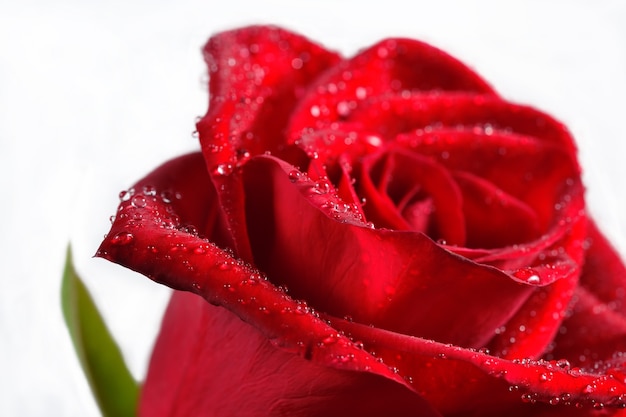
[
  {"x1": 198, "y1": 25, "x2": 341, "y2": 164},
  {"x1": 326, "y1": 315, "x2": 626, "y2": 414},
  {"x1": 453, "y1": 171, "x2": 541, "y2": 248},
  {"x1": 487, "y1": 265, "x2": 580, "y2": 359},
  {"x1": 97, "y1": 155, "x2": 453, "y2": 416},
  {"x1": 242, "y1": 155, "x2": 535, "y2": 348},
  {"x1": 548, "y1": 221, "x2": 626, "y2": 367},
  {"x1": 352, "y1": 93, "x2": 578, "y2": 154},
  {"x1": 550, "y1": 287, "x2": 626, "y2": 367},
  {"x1": 97, "y1": 155, "x2": 413, "y2": 392},
  {"x1": 485, "y1": 206, "x2": 587, "y2": 359},
  {"x1": 578, "y1": 221, "x2": 626, "y2": 314},
  {"x1": 358, "y1": 146, "x2": 466, "y2": 245},
  {"x1": 111, "y1": 152, "x2": 223, "y2": 242},
  {"x1": 196, "y1": 26, "x2": 341, "y2": 261},
  {"x1": 139, "y1": 291, "x2": 441, "y2": 417},
  {"x1": 287, "y1": 38, "x2": 496, "y2": 141}
]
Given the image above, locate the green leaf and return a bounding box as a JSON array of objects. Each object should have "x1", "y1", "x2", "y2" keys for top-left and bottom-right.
[{"x1": 61, "y1": 245, "x2": 139, "y2": 417}]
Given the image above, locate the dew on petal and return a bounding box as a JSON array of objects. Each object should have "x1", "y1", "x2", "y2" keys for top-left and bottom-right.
[
  {"x1": 131, "y1": 195, "x2": 147, "y2": 208},
  {"x1": 218, "y1": 261, "x2": 233, "y2": 271},
  {"x1": 142, "y1": 185, "x2": 157, "y2": 196},
  {"x1": 291, "y1": 57, "x2": 303, "y2": 69},
  {"x1": 193, "y1": 245, "x2": 206, "y2": 255},
  {"x1": 119, "y1": 190, "x2": 132, "y2": 201},
  {"x1": 110, "y1": 231, "x2": 134, "y2": 246},
  {"x1": 555, "y1": 358, "x2": 571, "y2": 369},
  {"x1": 213, "y1": 164, "x2": 234, "y2": 176},
  {"x1": 583, "y1": 384, "x2": 596, "y2": 394},
  {"x1": 288, "y1": 170, "x2": 302, "y2": 182},
  {"x1": 539, "y1": 372, "x2": 553, "y2": 382},
  {"x1": 310, "y1": 105, "x2": 321, "y2": 117},
  {"x1": 336, "y1": 101, "x2": 351, "y2": 117},
  {"x1": 160, "y1": 190, "x2": 173, "y2": 203},
  {"x1": 512, "y1": 267, "x2": 541, "y2": 284}
]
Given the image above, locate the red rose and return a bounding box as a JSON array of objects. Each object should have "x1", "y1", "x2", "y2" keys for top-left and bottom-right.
[{"x1": 97, "y1": 26, "x2": 626, "y2": 416}]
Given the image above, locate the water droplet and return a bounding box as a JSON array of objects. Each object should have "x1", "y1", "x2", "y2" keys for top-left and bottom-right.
[
  {"x1": 131, "y1": 195, "x2": 147, "y2": 208},
  {"x1": 109, "y1": 215, "x2": 116, "y2": 224},
  {"x1": 205, "y1": 144, "x2": 222, "y2": 153},
  {"x1": 520, "y1": 393, "x2": 534, "y2": 403},
  {"x1": 364, "y1": 134, "x2": 382, "y2": 148},
  {"x1": 555, "y1": 359, "x2": 571, "y2": 369},
  {"x1": 160, "y1": 190, "x2": 173, "y2": 203},
  {"x1": 528, "y1": 275, "x2": 541, "y2": 284},
  {"x1": 336, "y1": 101, "x2": 351, "y2": 117},
  {"x1": 288, "y1": 170, "x2": 302, "y2": 182},
  {"x1": 291, "y1": 57, "x2": 303, "y2": 69},
  {"x1": 310, "y1": 105, "x2": 321, "y2": 117},
  {"x1": 513, "y1": 267, "x2": 541, "y2": 284},
  {"x1": 218, "y1": 261, "x2": 232, "y2": 271},
  {"x1": 322, "y1": 334, "x2": 340, "y2": 345},
  {"x1": 313, "y1": 178, "x2": 332, "y2": 194},
  {"x1": 213, "y1": 164, "x2": 234, "y2": 176},
  {"x1": 539, "y1": 372, "x2": 553, "y2": 382},
  {"x1": 170, "y1": 243, "x2": 187, "y2": 253},
  {"x1": 179, "y1": 224, "x2": 199, "y2": 236},
  {"x1": 142, "y1": 185, "x2": 157, "y2": 196},
  {"x1": 119, "y1": 190, "x2": 131, "y2": 201},
  {"x1": 110, "y1": 231, "x2": 134, "y2": 246}
]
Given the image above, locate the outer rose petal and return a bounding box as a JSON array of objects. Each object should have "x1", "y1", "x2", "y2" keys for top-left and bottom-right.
[
  {"x1": 140, "y1": 291, "x2": 440, "y2": 417},
  {"x1": 287, "y1": 37, "x2": 496, "y2": 141},
  {"x1": 578, "y1": 221, "x2": 626, "y2": 314},
  {"x1": 196, "y1": 26, "x2": 341, "y2": 262},
  {"x1": 198, "y1": 25, "x2": 341, "y2": 164},
  {"x1": 327, "y1": 316, "x2": 626, "y2": 415},
  {"x1": 549, "y1": 221, "x2": 626, "y2": 367}
]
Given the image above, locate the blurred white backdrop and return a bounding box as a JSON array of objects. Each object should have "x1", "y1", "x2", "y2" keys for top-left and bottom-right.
[{"x1": 1, "y1": 0, "x2": 625, "y2": 415}]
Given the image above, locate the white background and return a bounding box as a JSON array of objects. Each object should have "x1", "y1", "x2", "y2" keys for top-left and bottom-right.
[{"x1": 1, "y1": 0, "x2": 626, "y2": 415}]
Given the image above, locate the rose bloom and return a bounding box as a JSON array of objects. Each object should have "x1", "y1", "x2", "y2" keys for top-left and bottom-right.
[{"x1": 97, "y1": 26, "x2": 626, "y2": 416}]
